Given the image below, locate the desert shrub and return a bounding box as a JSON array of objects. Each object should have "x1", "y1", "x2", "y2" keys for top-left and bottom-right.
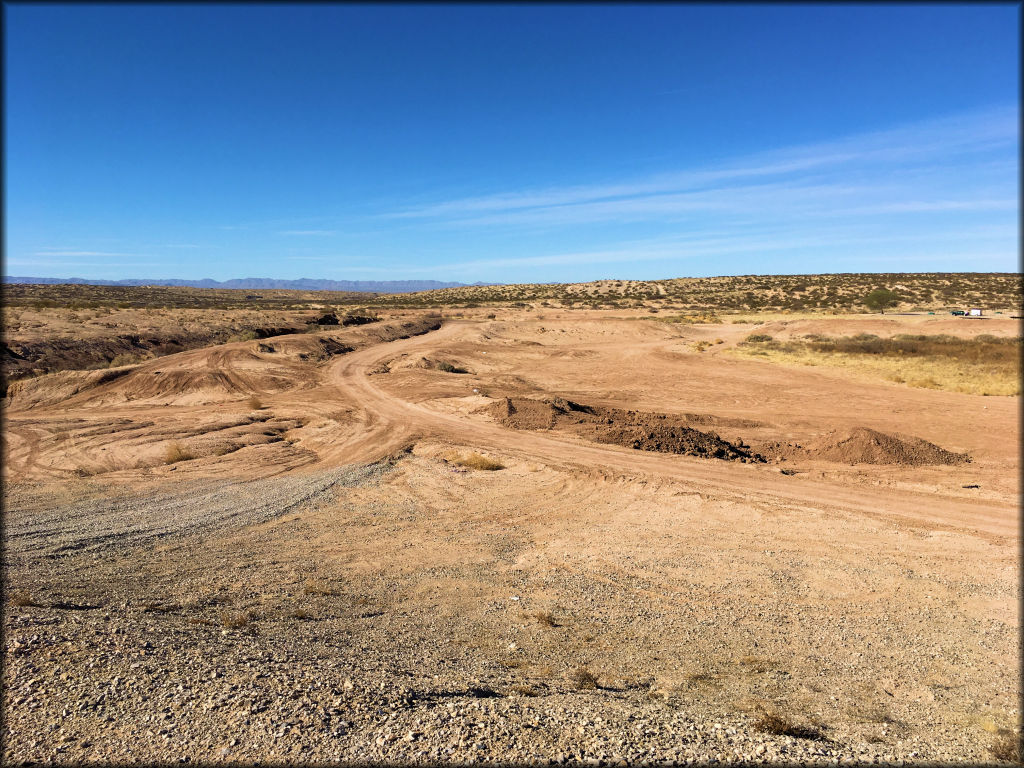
[
  {"x1": 247, "y1": 395, "x2": 264, "y2": 410},
  {"x1": 108, "y1": 353, "x2": 146, "y2": 368},
  {"x1": 9, "y1": 591, "x2": 39, "y2": 607},
  {"x1": 219, "y1": 610, "x2": 252, "y2": 628},
  {"x1": 302, "y1": 579, "x2": 340, "y2": 596},
  {"x1": 745, "y1": 334, "x2": 774, "y2": 343},
  {"x1": 753, "y1": 711, "x2": 825, "y2": 740},
  {"x1": 436, "y1": 361, "x2": 469, "y2": 374},
  {"x1": 532, "y1": 610, "x2": 560, "y2": 627},
  {"x1": 989, "y1": 731, "x2": 1021, "y2": 763},
  {"x1": 570, "y1": 668, "x2": 599, "y2": 690},
  {"x1": 164, "y1": 441, "x2": 194, "y2": 464},
  {"x1": 450, "y1": 452, "x2": 504, "y2": 471}
]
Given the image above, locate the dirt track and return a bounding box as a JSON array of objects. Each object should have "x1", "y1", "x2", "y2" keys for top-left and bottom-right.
[
  {"x1": 3, "y1": 310, "x2": 1020, "y2": 764},
  {"x1": 322, "y1": 320, "x2": 1015, "y2": 541}
]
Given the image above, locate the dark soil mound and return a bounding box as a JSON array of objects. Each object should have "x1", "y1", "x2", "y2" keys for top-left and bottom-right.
[
  {"x1": 488, "y1": 397, "x2": 763, "y2": 462},
  {"x1": 489, "y1": 397, "x2": 566, "y2": 429},
  {"x1": 812, "y1": 427, "x2": 969, "y2": 466},
  {"x1": 592, "y1": 423, "x2": 756, "y2": 461}
]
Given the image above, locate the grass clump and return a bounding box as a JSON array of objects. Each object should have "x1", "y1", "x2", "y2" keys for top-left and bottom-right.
[
  {"x1": 108, "y1": 352, "x2": 148, "y2": 367},
  {"x1": 302, "y1": 579, "x2": 340, "y2": 596},
  {"x1": 219, "y1": 610, "x2": 252, "y2": 628},
  {"x1": 9, "y1": 591, "x2": 39, "y2": 607},
  {"x1": 532, "y1": 610, "x2": 560, "y2": 628},
  {"x1": 450, "y1": 452, "x2": 504, "y2": 471},
  {"x1": 989, "y1": 731, "x2": 1022, "y2": 763},
  {"x1": 436, "y1": 361, "x2": 469, "y2": 374},
  {"x1": 569, "y1": 667, "x2": 600, "y2": 690},
  {"x1": 163, "y1": 441, "x2": 195, "y2": 464},
  {"x1": 247, "y1": 395, "x2": 265, "y2": 410},
  {"x1": 753, "y1": 710, "x2": 826, "y2": 741}
]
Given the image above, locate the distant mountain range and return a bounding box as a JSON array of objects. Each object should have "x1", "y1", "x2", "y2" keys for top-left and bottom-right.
[{"x1": 2, "y1": 276, "x2": 485, "y2": 293}]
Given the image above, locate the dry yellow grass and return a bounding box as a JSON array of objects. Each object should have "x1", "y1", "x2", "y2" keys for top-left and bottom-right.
[
  {"x1": 302, "y1": 579, "x2": 340, "y2": 596},
  {"x1": 163, "y1": 441, "x2": 195, "y2": 464},
  {"x1": 449, "y1": 452, "x2": 504, "y2": 471},
  {"x1": 730, "y1": 347, "x2": 1019, "y2": 396},
  {"x1": 218, "y1": 610, "x2": 252, "y2": 628}
]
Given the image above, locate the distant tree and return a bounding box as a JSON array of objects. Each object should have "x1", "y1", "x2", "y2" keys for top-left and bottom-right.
[{"x1": 863, "y1": 288, "x2": 900, "y2": 314}]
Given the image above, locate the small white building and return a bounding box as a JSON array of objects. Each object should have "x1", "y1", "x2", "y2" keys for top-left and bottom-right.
[{"x1": 968, "y1": 307, "x2": 983, "y2": 316}]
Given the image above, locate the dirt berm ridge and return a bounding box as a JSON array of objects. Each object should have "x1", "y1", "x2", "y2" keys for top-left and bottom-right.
[{"x1": 488, "y1": 397, "x2": 764, "y2": 462}]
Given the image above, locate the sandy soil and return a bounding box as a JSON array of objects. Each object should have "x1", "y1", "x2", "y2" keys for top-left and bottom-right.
[{"x1": 3, "y1": 309, "x2": 1019, "y2": 764}]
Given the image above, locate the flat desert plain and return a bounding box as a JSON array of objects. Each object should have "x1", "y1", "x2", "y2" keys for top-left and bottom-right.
[{"x1": 3, "y1": 307, "x2": 1019, "y2": 764}]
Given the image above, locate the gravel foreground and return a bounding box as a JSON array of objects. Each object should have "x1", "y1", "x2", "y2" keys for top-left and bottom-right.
[
  {"x1": 2, "y1": 608, "x2": 967, "y2": 765},
  {"x1": 4, "y1": 458, "x2": 1019, "y2": 765}
]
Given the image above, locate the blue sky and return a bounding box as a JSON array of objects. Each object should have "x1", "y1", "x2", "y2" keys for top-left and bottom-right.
[{"x1": 5, "y1": 3, "x2": 1019, "y2": 283}]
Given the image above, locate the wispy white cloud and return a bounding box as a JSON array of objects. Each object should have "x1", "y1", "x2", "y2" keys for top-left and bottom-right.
[
  {"x1": 409, "y1": 222, "x2": 1017, "y2": 274},
  {"x1": 9, "y1": 258, "x2": 161, "y2": 268},
  {"x1": 33, "y1": 250, "x2": 140, "y2": 257},
  {"x1": 382, "y1": 104, "x2": 1018, "y2": 229}
]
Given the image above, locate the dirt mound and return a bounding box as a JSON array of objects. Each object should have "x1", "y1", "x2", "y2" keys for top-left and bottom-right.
[
  {"x1": 4, "y1": 367, "x2": 134, "y2": 409},
  {"x1": 488, "y1": 397, "x2": 763, "y2": 462},
  {"x1": 489, "y1": 397, "x2": 577, "y2": 429},
  {"x1": 811, "y1": 427, "x2": 969, "y2": 466},
  {"x1": 593, "y1": 423, "x2": 756, "y2": 460}
]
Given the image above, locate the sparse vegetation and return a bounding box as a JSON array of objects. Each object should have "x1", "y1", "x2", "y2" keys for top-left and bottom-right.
[
  {"x1": 863, "y1": 287, "x2": 901, "y2": 313},
  {"x1": 218, "y1": 610, "x2": 252, "y2": 628},
  {"x1": 435, "y1": 361, "x2": 470, "y2": 374},
  {"x1": 449, "y1": 452, "x2": 504, "y2": 471},
  {"x1": 163, "y1": 441, "x2": 195, "y2": 464},
  {"x1": 753, "y1": 710, "x2": 826, "y2": 741},
  {"x1": 570, "y1": 667, "x2": 600, "y2": 690},
  {"x1": 734, "y1": 333, "x2": 1021, "y2": 395},
  {"x1": 532, "y1": 610, "x2": 560, "y2": 627},
  {"x1": 108, "y1": 352, "x2": 148, "y2": 367},
  {"x1": 247, "y1": 395, "x2": 265, "y2": 410},
  {"x1": 989, "y1": 730, "x2": 1022, "y2": 763},
  {"x1": 302, "y1": 579, "x2": 340, "y2": 596},
  {"x1": 9, "y1": 591, "x2": 39, "y2": 607}
]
